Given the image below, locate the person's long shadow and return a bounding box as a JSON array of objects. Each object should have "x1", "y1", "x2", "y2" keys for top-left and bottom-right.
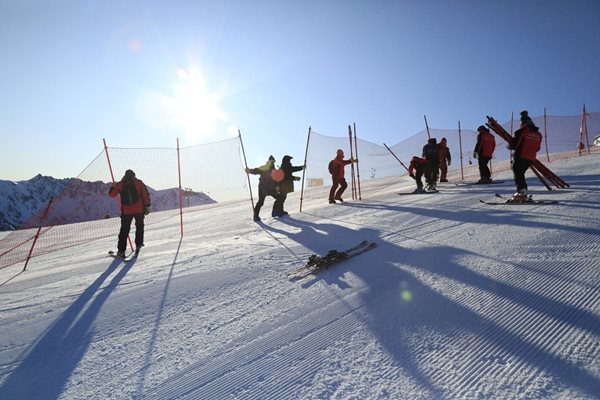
[
  {"x1": 0, "y1": 257, "x2": 136, "y2": 400},
  {"x1": 270, "y1": 217, "x2": 600, "y2": 397}
]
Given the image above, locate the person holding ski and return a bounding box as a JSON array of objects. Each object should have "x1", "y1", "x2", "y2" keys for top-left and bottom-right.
[
  {"x1": 437, "y1": 137, "x2": 451, "y2": 182},
  {"x1": 275, "y1": 155, "x2": 305, "y2": 216},
  {"x1": 328, "y1": 149, "x2": 357, "y2": 204},
  {"x1": 474, "y1": 125, "x2": 496, "y2": 184},
  {"x1": 245, "y1": 155, "x2": 284, "y2": 221},
  {"x1": 408, "y1": 156, "x2": 429, "y2": 193},
  {"x1": 422, "y1": 138, "x2": 439, "y2": 191},
  {"x1": 510, "y1": 110, "x2": 543, "y2": 201},
  {"x1": 108, "y1": 169, "x2": 151, "y2": 258}
]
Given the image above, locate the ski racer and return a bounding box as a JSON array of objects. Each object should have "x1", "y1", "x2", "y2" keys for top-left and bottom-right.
[
  {"x1": 474, "y1": 125, "x2": 496, "y2": 184},
  {"x1": 510, "y1": 111, "x2": 543, "y2": 201}
]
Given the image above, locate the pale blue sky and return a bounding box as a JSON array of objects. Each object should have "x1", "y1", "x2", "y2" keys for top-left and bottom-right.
[{"x1": 1, "y1": 0, "x2": 599, "y2": 181}]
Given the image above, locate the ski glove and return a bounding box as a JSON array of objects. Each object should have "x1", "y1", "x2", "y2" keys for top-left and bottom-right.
[{"x1": 144, "y1": 206, "x2": 151, "y2": 216}]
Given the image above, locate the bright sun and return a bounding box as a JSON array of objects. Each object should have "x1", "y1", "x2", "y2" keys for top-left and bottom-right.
[{"x1": 169, "y1": 67, "x2": 230, "y2": 142}]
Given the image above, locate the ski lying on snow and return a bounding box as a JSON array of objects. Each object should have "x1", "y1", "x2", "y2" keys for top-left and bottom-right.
[
  {"x1": 455, "y1": 180, "x2": 505, "y2": 186},
  {"x1": 397, "y1": 190, "x2": 439, "y2": 195},
  {"x1": 479, "y1": 193, "x2": 559, "y2": 205},
  {"x1": 288, "y1": 240, "x2": 377, "y2": 280}
]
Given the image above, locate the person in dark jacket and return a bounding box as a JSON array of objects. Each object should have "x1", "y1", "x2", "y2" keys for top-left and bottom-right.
[
  {"x1": 328, "y1": 149, "x2": 356, "y2": 204},
  {"x1": 108, "y1": 169, "x2": 151, "y2": 258},
  {"x1": 474, "y1": 125, "x2": 496, "y2": 183},
  {"x1": 422, "y1": 138, "x2": 439, "y2": 191},
  {"x1": 510, "y1": 111, "x2": 543, "y2": 201},
  {"x1": 245, "y1": 155, "x2": 284, "y2": 221},
  {"x1": 275, "y1": 155, "x2": 305, "y2": 216}
]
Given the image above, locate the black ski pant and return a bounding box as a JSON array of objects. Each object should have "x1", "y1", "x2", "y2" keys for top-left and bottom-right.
[
  {"x1": 118, "y1": 213, "x2": 145, "y2": 252},
  {"x1": 478, "y1": 156, "x2": 492, "y2": 180},
  {"x1": 329, "y1": 177, "x2": 348, "y2": 200},
  {"x1": 254, "y1": 188, "x2": 283, "y2": 217},
  {"x1": 513, "y1": 158, "x2": 533, "y2": 192}
]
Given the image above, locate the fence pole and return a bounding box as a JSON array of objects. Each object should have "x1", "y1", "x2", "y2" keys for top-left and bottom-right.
[
  {"x1": 348, "y1": 125, "x2": 357, "y2": 200},
  {"x1": 353, "y1": 123, "x2": 362, "y2": 200},
  {"x1": 544, "y1": 107, "x2": 550, "y2": 162},
  {"x1": 299, "y1": 127, "x2": 311, "y2": 212},
  {"x1": 238, "y1": 130, "x2": 255, "y2": 215},
  {"x1": 177, "y1": 138, "x2": 184, "y2": 238},
  {"x1": 383, "y1": 143, "x2": 409, "y2": 172},
  {"x1": 22, "y1": 197, "x2": 54, "y2": 271},
  {"x1": 103, "y1": 139, "x2": 133, "y2": 251},
  {"x1": 458, "y1": 121, "x2": 464, "y2": 181}
]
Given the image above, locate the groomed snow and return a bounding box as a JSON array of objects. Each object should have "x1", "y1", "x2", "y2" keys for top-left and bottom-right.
[{"x1": 1, "y1": 153, "x2": 599, "y2": 399}]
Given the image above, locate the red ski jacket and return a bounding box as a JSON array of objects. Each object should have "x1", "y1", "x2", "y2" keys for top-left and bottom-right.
[
  {"x1": 513, "y1": 125, "x2": 542, "y2": 161},
  {"x1": 109, "y1": 177, "x2": 151, "y2": 216},
  {"x1": 474, "y1": 131, "x2": 496, "y2": 158}
]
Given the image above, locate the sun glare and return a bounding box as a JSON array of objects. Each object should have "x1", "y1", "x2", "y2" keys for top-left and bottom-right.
[{"x1": 169, "y1": 67, "x2": 230, "y2": 143}]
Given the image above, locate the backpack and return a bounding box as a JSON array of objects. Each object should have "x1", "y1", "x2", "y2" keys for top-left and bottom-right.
[
  {"x1": 423, "y1": 143, "x2": 437, "y2": 161},
  {"x1": 120, "y1": 180, "x2": 139, "y2": 205},
  {"x1": 328, "y1": 160, "x2": 336, "y2": 175}
]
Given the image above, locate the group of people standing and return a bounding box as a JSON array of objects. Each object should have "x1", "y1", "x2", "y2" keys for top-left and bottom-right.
[
  {"x1": 407, "y1": 110, "x2": 542, "y2": 199},
  {"x1": 106, "y1": 111, "x2": 543, "y2": 255}
]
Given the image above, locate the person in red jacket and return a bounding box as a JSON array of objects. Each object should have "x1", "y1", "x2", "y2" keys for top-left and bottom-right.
[
  {"x1": 328, "y1": 149, "x2": 356, "y2": 204},
  {"x1": 109, "y1": 169, "x2": 151, "y2": 258},
  {"x1": 474, "y1": 125, "x2": 496, "y2": 183},
  {"x1": 437, "y1": 137, "x2": 452, "y2": 182},
  {"x1": 510, "y1": 111, "x2": 543, "y2": 201},
  {"x1": 408, "y1": 156, "x2": 429, "y2": 193}
]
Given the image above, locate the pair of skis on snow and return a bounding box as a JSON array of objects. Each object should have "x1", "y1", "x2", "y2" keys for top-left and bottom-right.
[
  {"x1": 479, "y1": 193, "x2": 559, "y2": 205},
  {"x1": 108, "y1": 249, "x2": 140, "y2": 262},
  {"x1": 288, "y1": 240, "x2": 377, "y2": 281}
]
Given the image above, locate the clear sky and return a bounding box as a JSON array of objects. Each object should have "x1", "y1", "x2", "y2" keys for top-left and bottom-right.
[{"x1": 1, "y1": 0, "x2": 599, "y2": 181}]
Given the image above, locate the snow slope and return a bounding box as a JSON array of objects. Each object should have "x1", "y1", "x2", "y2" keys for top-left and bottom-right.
[{"x1": 1, "y1": 153, "x2": 599, "y2": 400}]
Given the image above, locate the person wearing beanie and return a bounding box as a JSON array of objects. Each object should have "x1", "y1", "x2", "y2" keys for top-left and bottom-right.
[
  {"x1": 245, "y1": 155, "x2": 284, "y2": 221},
  {"x1": 510, "y1": 111, "x2": 543, "y2": 201},
  {"x1": 274, "y1": 155, "x2": 305, "y2": 216},
  {"x1": 474, "y1": 125, "x2": 496, "y2": 184},
  {"x1": 108, "y1": 169, "x2": 151, "y2": 258},
  {"x1": 328, "y1": 149, "x2": 357, "y2": 204},
  {"x1": 437, "y1": 137, "x2": 452, "y2": 183}
]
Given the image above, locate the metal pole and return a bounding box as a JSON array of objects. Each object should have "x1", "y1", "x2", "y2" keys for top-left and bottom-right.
[
  {"x1": 353, "y1": 123, "x2": 362, "y2": 200},
  {"x1": 299, "y1": 126, "x2": 311, "y2": 212},
  {"x1": 238, "y1": 130, "x2": 255, "y2": 214},
  {"x1": 177, "y1": 138, "x2": 184, "y2": 237}
]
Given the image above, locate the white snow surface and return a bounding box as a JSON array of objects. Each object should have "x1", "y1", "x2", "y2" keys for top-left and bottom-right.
[{"x1": 1, "y1": 154, "x2": 599, "y2": 400}]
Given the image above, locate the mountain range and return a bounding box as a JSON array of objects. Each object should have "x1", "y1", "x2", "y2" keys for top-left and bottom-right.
[{"x1": 0, "y1": 175, "x2": 215, "y2": 231}]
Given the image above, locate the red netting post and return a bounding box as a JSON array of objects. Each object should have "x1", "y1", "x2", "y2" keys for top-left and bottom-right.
[
  {"x1": 22, "y1": 197, "x2": 54, "y2": 271},
  {"x1": 583, "y1": 104, "x2": 591, "y2": 155},
  {"x1": 544, "y1": 107, "x2": 550, "y2": 162},
  {"x1": 238, "y1": 130, "x2": 255, "y2": 214},
  {"x1": 177, "y1": 138, "x2": 184, "y2": 238},
  {"x1": 103, "y1": 139, "x2": 133, "y2": 251},
  {"x1": 458, "y1": 121, "x2": 464, "y2": 181},
  {"x1": 353, "y1": 123, "x2": 362, "y2": 201},
  {"x1": 299, "y1": 127, "x2": 311, "y2": 212}
]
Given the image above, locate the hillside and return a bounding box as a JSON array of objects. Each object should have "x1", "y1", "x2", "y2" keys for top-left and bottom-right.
[{"x1": 0, "y1": 153, "x2": 599, "y2": 399}]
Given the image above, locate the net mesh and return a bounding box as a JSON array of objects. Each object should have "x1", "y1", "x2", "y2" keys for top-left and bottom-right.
[{"x1": 1, "y1": 110, "x2": 598, "y2": 270}]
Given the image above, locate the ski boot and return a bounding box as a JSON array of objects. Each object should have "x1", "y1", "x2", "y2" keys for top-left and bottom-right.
[
  {"x1": 334, "y1": 196, "x2": 344, "y2": 203},
  {"x1": 413, "y1": 187, "x2": 425, "y2": 194},
  {"x1": 510, "y1": 189, "x2": 528, "y2": 203},
  {"x1": 329, "y1": 198, "x2": 336, "y2": 204},
  {"x1": 116, "y1": 250, "x2": 126, "y2": 259}
]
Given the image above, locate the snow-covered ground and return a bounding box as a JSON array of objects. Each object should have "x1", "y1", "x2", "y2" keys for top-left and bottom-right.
[{"x1": 1, "y1": 153, "x2": 599, "y2": 400}]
